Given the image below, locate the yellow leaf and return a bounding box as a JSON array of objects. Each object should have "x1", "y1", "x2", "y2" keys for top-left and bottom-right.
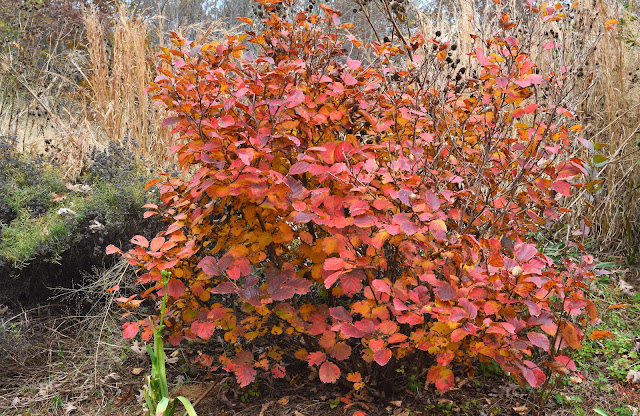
[{"x1": 605, "y1": 19, "x2": 618, "y2": 26}]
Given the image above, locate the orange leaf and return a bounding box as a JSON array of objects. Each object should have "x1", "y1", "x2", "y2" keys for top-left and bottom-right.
[
  {"x1": 588, "y1": 330, "x2": 613, "y2": 340},
  {"x1": 562, "y1": 322, "x2": 582, "y2": 350},
  {"x1": 608, "y1": 304, "x2": 631, "y2": 309},
  {"x1": 236, "y1": 17, "x2": 254, "y2": 25}
]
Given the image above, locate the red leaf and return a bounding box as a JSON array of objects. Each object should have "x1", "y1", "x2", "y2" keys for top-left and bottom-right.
[
  {"x1": 436, "y1": 284, "x2": 456, "y2": 301},
  {"x1": 347, "y1": 57, "x2": 361, "y2": 70},
  {"x1": 319, "y1": 361, "x2": 341, "y2": 383},
  {"x1": 192, "y1": 320, "x2": 216, "y2": 340},
  {"x1": 527, "y1": 332, "x2": 550, "y2": 352},
  {"x1": 212, "y1": 282, "x2": 237, "y2": 294},
  {"x1": 289, "y1": 161, "x2": 311, "y2": 175},
  {"x1": 550, "y1": 180, "x2": 571, "y2": 197},
  {"x1": 324, "y1": 257, "x2": 346, "y2": 271},
  {"x1": 218, "y1": 115, "x2": 235, "y2": 128},
  {"x1": 340, "y1": 272, "x2": 363, "y2": 297},
  {"x1": 330, "y1": 306, "x2": 352, "y2": 322},
  {"x1": 427, "y1": 365, "x2": 455, "y2": 393},
  {"x1": 392, "y1": 213, "x2": 418, "y2": 235},
  {"x1": 514, "y1": 243, "x2": 537, "y2": 262},
  {"x1": 523, "y1": 366, "x2": 546, "y2": 387},
  {"x1": 524, "y1": 103, "x2": 540, "y2": 114},
  {"x1": 341, "y1": 323, "x2": 364, "y2": 338},
  {"x1": 130, "y1": 235, "x2": 149, "y2": 248},
  {"x1": 237, "y1": 148, "x2": 254, "y2": 165},
  {"x1": 324, "y1": 271, "x2": 343, "y2": 289},
  {"x1": 123, "y1": 322, "x2": 139, "y2": 339},
  {"x1": 232, "y1": 350, "x2": 256, "y2": 388},
  {"x1": 459, "y1": 298, "x2": 478, "y2": 319},
  {"x1": 167, "y1": 279, "x2": 186, "y2": 298},
  {"x1": 429, "y1": 219, "x2": 447, "y2": 241},
  {"x1": 371, "y1": 279, "x2": 391, "y2": 294},
  {"x1": 342, "y1": 72, "x2": 357, "y2": 86},
  {"x1": 373, "y1": 349, "x2": 392, "y2": 366},
  {"x1": 293, "y1": 212, "x2": 316, "y2": 223},
  {"x1": 388, "y1": 333, "x2": 407, "y2": 343},
  {"x1": 150, "y1": 237, "x2": 165, "y2": 252},
  {"x1": 515, "y1": 74, "x2": 544, "y2": 87},
  {"x1": 161, "y1": 116, "x2": 180, "y2": 127},
  {"x1": 106, "y1": 244, "x2": 121, "y2": 255},
  {"x1": 308, "y1": 351, "x2": 327, "y2": 366},
  {"x1": 199, "y1": 256, "x2": 220, "y2": 275},
  {"x1": 476, "y1": 48, "x2": 491, "y2": 66}
]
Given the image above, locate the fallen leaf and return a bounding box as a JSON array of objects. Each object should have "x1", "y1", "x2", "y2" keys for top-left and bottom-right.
[
  {"x1": 512, "y1": 405, "x2": 529, "y2": 415},
  {"x1": 620, "y1": 279, "x2": 635, "y2": 297},
  {"x1": 608, "y1": 303, "x2": 632, "y2": 309},
  {"x1": 277, "y1": 396, "x2": 290, "y2": 405},
  {"x1": 627, "y1": 369, "x2": 640, "y2": 384},
  {"x1": 130, "y1": 341, "x2": 146, "y2": 356},
  {"x1": 258, "y1": 401, "x2": 273, "y2": 416},
  {"x1": 569, "y1": 375, "x2": 583, "y2": 384},
  {"x1": 131, "y1": 367, "x2": 144, "y2": 375},
  {"x1": 589, "y1": 330, "x2": 614, "y2": 340},
  {"x1": 63, "y1": 402, "x2": 77, "y2": 414},
  {"x1": 51, "y1": 192, "x2": 67, "y2": 203},
  {"x1": 390, "y1": 400, "x2": 403, "y2": 407}
]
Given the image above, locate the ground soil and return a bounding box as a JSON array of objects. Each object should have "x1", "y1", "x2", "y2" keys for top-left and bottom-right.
[{"x1": 2, "y1": 302, "x2": 636, "y2": 416}]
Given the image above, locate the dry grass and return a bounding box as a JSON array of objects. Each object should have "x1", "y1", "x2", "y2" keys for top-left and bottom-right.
[
  {"x1": 82, "y1": 4, "x2": 174, "y2": 170},
  {"x1": 0, "y1": 259, "x2": 148, "y2": 415}
]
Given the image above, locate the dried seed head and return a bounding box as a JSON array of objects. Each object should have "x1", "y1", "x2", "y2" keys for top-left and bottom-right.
[{"x1": 511, "y1": 266, "x2": 524, "y2": 277}]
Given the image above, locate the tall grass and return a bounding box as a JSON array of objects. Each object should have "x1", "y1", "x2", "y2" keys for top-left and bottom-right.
[{"x1": 83, "y1": 4, "x2": 174, "y2": 170}]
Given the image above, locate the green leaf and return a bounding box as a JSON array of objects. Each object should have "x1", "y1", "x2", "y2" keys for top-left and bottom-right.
[
  {"x1": 593, "y1": 409, "x2": 610, "y2": 416},
  {"x1": 591, "y1": 155, "x2": 608, "y2": 167},
  {"x1": 156, "y1": 397, "x2": 170, "y2": 416},
  {"x1": 177, "y1": 396, "x2": 198, "y2": 416}
]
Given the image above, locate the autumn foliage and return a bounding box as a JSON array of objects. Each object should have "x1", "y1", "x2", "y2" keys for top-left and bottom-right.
[{"x1": 109, "y1": 1, "x2": 599, "y2": 394}]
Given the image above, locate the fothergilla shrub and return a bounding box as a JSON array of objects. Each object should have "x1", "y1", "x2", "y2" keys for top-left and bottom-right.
[{"x1": 109, "y1": 2, "x2": 599, "y2": 394}]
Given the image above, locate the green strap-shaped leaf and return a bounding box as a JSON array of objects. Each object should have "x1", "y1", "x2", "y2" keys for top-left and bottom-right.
[
  {"x1": 176, "y1": 396, "x2": 198, "y2": 416},
  {"x1": 155, "y1": 397, "x2": 170, "y2": 416}
]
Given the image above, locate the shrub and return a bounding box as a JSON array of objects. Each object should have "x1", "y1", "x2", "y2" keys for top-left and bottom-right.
[
  {"x1": 114, "y1": 2, "x2": 599, "y2": 394},
  {"x1": 0, "y1": 137, "x2": 159, "y2": 304}
]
